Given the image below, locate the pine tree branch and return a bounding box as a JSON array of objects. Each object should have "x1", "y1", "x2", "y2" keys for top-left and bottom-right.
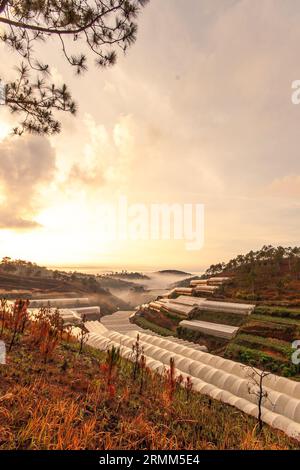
[{"x1": 0, "y1": 4, "x2": 123, "y2": 35}]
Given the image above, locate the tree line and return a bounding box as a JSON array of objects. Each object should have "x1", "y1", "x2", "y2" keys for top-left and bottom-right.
[{"x1": 205, "y1": 245, "x2": 300, "y2": 280}]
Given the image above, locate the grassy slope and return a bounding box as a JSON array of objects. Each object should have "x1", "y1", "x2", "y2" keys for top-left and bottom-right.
[
  {"x1": 137, "y1": 253, "x2": 300, "y2": 378},
  {"x1": 213, "y1": 254, "x2": 300, "y2": 376},
  {"x1": 139, "y1": 304, "x2": 300, "y2": 378},
  {"x1": 134, "y1": 316, "x2": 175, "y2": 337},
  {"x1": 135, "y1": 308, "x2": 181, "y2": 333},
  {"x1": 0, "y1": 272, "x2": 130, "y2": 315},
  {"x1": 221, "y1": 263, "x2": 300, "y2": 305},
  {"x1": 0, "y1": 329, "x2": 298, "y2": 450},
  {"x1": 224, "y1": 306, "x2": 300, "y2": 378}
]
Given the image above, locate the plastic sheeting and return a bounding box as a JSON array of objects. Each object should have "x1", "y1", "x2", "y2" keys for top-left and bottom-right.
[
  {"x1": 169, "y1": 296, "x2": 207, "y2": 307},
  {"x1": 201, "y1": 300, "x2": 255, "y2": 315},
  {"x1": 80, "y1": 322, "x2": 300, "y2": 441},
  {"x1": 74, "y1": 306, "x2": 100, "y2": 315},
  {"x1": 179, "y1": 319, "x2": 239, "y2": 339},
  {"x1": 29, "y1": 307, "x2": 81, "y2": 325},
  {"x1": 29, "y1": 297, "x2": 89, "y2": 308}
]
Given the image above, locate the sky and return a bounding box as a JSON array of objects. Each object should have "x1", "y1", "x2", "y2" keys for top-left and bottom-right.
[{"x1": 1, "y1": 0, "x2": 300, "y2": 271}]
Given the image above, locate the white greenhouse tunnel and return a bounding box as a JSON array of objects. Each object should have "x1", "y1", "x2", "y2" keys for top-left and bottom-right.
[
  {"x1": 29, "y1": 297, "x2": 89, "y2": 308},
  {"x1": 72, "y1": 320, "x2": 300, "y2": 441}
]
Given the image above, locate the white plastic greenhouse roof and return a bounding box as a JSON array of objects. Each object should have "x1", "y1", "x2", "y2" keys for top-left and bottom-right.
[
  {"x1": 169, "y1": 296, "x2": 207, "y2": 307},
  {"x1": 148, "y1": 300, "x2": 195, "y2": 317},
  {"x1": 77, "y1": 319, "x2": 300, "y2": 441},
  {"x1": 179, "y1": 319, "x2": 239, "y2": 339},
  {"x1": 29, "y1": 307, "x2": 82, "y2": 325},
  {"x1": 147, "y1": 295, "x2": 254, "y2": 317},
  {"x1": 74, "y1": 306, "x2": 100, "y2": 315},
  {"x1": 194, "y1": 285, "x2": 219, "y2": 292},
  {"x1": 13, "y1": 292, "x2": 300, "y2": 441},
  {"x1": 202, "y1": 300, "x2": 255, "y2": 315},
  {"x1": 29, "y1": 297, "x2": 89, "y2": 308}
]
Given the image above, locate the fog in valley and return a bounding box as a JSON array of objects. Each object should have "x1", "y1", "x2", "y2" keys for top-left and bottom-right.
[{"x1": 109, "y1": 271, "x2": 199, "y2": 309}]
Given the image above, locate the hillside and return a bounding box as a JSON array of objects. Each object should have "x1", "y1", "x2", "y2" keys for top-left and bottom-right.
[
  {"x1": 0, "y1": 258, "x2": 134, "y2": 314},
  {"x1": 135, "y1": 308, "x2": 300, "y2": 378},
  {"x1": 171, "y1": 276, "x2": 202, "y2": 288},
  {"x1": 205, "y1": 245, "x2": 300, "y2": 305},
  {"x1": 103, "y1": 271, "x2": 150, "y2": 280},
  {"x1": 0, "y1": 307, "x2": 297, "y2": 450},
  {"x1": 134, "y1": 246, "x2": 300, "y2": 378},
  {"x1": 157, "y1": 270, "x2": 192, "y2": 276}
]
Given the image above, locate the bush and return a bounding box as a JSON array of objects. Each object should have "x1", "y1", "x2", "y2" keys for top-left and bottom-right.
[
  {"x1": 255, "y1": 306, "x2": 300, "y2": 320},
  {"x1": 225, "y1": 343, "x2": 298, "y2": 376},
  {"x1": 133, "y1": 316, "x2": 175, "y2": 337}
]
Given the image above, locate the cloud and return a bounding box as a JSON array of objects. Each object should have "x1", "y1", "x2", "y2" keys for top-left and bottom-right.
[
  {"x1": 66, "y1": 113, "x2": 138, "y2": 191},
  {"x1": 2, "y1": 0, "x2": 300, "y2": 267},
  {"x1": 68, "y1": 162, "x2": 105, "y2": 187},
  {"x1": 266, "y1": 175, "x2": 300, "y2": 199},
  {"x1": 0, "y1": 135, "x2": 56, "y2": 229},
  {"x1": 0, "y1": 209, "x2": 40, "y2": 229}
]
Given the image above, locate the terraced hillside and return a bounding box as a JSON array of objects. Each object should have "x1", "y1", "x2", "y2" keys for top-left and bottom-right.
[
  {"x1": 135, "y1": 298, "x2": 300, "y2": 379},
  {"x1": 225, "y1": 306, "x2": 300, "y2": 378},
  {"x1": 0, "y1": 271, "x2": 131, "y2": 315},
  {"x1": 80, "y1": 318, "x2": 300, "y2": 440},
  {"x1": 2, "y1": 296, "x2": 300, "y2": 445},
  {"x1": 206, "y1": 245, "x2": 300, "y2": 305},
  {"x1": 133, "y1": 247, "x2": 300, "y2": 379},
  {"x1": 1, "y1": 323, "x2": 297, "y2": 449}
]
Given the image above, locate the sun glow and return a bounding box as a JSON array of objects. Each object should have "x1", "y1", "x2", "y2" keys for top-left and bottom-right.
[{"x1": 0, "y1": 120, "x2": 10, "y2": 141}]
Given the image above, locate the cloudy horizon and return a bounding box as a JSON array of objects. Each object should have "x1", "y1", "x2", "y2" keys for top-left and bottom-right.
[{"x1": 1, "y1": 0, "x2": 300, "y2": 270}]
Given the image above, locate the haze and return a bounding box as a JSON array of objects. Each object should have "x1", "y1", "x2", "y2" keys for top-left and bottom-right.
[{"x1": 1, "y1": 0, "x2": 300, "y2": 270}]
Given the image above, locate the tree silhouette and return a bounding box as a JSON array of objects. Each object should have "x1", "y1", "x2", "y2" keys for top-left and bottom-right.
[
  {"x1": 0, "y1": 0, "x2": 149, "y2": 135},
  {"x1": 205, "y1": 245, "x2": 300, "y2": 279},
  {"x1": 246, "y1": 366, "x2": 273, "y2": 434}
]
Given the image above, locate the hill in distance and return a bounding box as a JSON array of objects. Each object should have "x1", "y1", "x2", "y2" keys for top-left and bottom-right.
[
  {"x1": 205, "y1": 245, "x2": 300, "y2": 305},
  {"x1": 157, "y1": 270, "x2": 192, "y2": 276},
  {"x1": 0, "y1": 258, "x2": 134, "y2": 314},
  {"x1": 135, "y1": 246, "x2": 300, "y2": 379}
]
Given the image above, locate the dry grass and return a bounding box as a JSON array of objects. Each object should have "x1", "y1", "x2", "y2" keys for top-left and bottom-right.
[{"x1": 0, "y1": 301, "x2": 299, "y2": 450}]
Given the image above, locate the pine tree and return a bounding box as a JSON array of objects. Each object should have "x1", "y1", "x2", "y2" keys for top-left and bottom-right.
[{"x1": 0, "y1": 0, "x2": 149, "y2": 135}]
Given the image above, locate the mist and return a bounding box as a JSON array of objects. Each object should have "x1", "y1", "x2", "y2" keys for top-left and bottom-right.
[{"x1": 109, "y1": 271, "x2": 199, "y2": 308}]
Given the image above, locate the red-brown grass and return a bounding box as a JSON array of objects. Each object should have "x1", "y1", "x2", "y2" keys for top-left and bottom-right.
[{"x1": 0, "y1": 300, "x2": 299, "y2": 450}]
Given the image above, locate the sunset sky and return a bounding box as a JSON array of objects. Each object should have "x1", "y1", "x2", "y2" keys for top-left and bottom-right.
[{"x1": 1, "y1": 0, "x2": 300, "y2": 270}]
